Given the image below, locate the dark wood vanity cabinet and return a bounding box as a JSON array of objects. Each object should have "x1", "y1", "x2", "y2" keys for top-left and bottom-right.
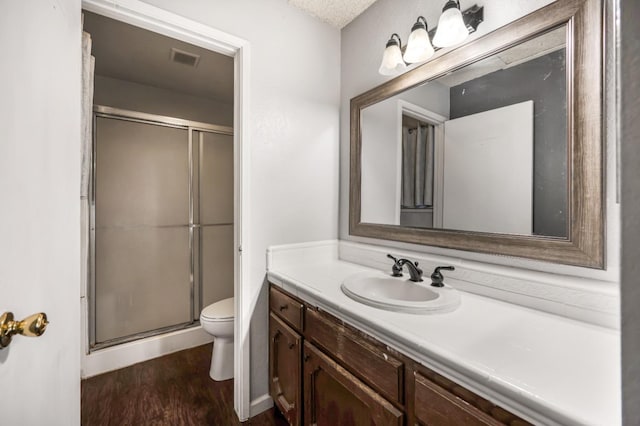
[{"x1": 269, "y1": 284, "x2": 529, "y2": 426}]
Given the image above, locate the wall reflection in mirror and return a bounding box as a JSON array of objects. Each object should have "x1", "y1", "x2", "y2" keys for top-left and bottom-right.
[{"x1": 361, "y1": 26, "x2": 567, "y2": 238}]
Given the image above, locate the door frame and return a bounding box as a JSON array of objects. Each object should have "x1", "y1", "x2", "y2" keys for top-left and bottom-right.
[
  {"x1": 81, "y1": 0, "x2": 252, "y2": 420},
  {"x1": 395, "y1": 100, "x2": 446, "y2": 227}
]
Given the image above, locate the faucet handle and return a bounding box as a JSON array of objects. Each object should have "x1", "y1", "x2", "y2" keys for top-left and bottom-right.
[
  {"x1": 386, "y1": 254, "x2": 403, "y2": 277},
  {"x1": 430, "y1": 266, "x2": 455, "y2": 287}
]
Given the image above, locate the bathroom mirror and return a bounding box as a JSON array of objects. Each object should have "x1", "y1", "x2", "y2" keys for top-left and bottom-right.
[{"x1": 350, "y1": 0, "x2": 604, "y2": 268}]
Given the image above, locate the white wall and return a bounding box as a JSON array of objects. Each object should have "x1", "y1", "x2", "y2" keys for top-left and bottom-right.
[
  {"x1": 341, "y1": 0, "x2": 620, "y2": 283},
  {"x1": 139, "y1": 0, "x2": 341, "y2": 405},
  {"x1": 94, "y1": 75, "x2": 234, "y2": 125},
  {"x1": 361, "y1": 83, "x2": 448, "y2": 224},
  {"x1": 0, "y1": 0, "x2": 81, "y2": 424}
]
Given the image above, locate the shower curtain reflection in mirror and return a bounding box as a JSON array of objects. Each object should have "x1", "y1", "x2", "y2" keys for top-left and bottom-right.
[{"x1": 401, "y1": 120, "x2": 435, "y2": 228}]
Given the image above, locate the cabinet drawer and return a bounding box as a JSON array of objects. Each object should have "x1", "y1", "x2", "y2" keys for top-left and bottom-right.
[
  {"x1": 414, "y1": 371, "x2": 507, "y2": 426},
  {"x1": 305, "y1": 308, "x2": 404, "y2": 405},
  {"x1": 412, "y1": 369, "x2": 531, "y2": 426},
  {"x1": 270, "y1": 286, "x2": 304, "y2": 332}
]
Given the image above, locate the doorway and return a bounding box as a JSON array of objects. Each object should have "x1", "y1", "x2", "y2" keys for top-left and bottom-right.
[
  {"x1": 80, "y1": 1, "x2": 251, "y2": 418},
  {"x1": 83, "y1": 9, "x2": 234, "y2": 349}
]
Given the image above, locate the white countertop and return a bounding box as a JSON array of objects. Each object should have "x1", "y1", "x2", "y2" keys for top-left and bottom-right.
[{"x1": 267, "y1": 245, "x2": 621, "y2": 426}]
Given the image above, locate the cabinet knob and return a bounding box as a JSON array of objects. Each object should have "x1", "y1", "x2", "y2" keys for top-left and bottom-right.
[{"x1": 279, "y1": 305, "x2": 288, "y2": 311}]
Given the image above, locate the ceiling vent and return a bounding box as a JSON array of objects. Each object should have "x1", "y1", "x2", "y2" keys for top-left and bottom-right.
[{"x1": 170, "y1": 48, "x2": 200, "y2": 67}]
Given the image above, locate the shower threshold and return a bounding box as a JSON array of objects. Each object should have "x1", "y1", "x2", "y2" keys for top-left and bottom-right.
[{"x1": 90, "y1": 320, "x2": 201, "y2": 352}]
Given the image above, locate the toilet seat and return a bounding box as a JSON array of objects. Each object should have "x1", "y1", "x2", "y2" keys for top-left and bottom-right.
[{"x1": 201, "y1": 297, "x2": 234, "y2": 322}]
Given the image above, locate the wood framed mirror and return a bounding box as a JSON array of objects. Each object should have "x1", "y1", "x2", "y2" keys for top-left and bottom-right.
[{"x1": 349, "y1": 0, "x2": 604, "y2": 268}]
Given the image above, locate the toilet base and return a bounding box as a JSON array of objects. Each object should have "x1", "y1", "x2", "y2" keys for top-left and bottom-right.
[{"x1": 209, "y1": 337, "x2": 234, "y2": 381}]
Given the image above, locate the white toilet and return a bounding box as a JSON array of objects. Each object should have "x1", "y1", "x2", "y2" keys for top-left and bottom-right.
[{"x1": 200, "y1": 297, "x2": 235, "y2": 381}]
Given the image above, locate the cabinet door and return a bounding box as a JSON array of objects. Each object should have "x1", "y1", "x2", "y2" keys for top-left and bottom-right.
[
  {"x1": 270, "y1": 313, "x2": 302, "y2": 426},
  {"x1": 303, "y1": 342, "x2": 403, "y2": 426}
]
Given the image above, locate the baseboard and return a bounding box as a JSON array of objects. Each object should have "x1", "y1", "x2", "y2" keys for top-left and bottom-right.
[
  {"x1": 81, "y1": 326, "x2": 213, "y2": 378},
  {"x1": 249, "y1": 393, "x2": 273, "y2": 418}
]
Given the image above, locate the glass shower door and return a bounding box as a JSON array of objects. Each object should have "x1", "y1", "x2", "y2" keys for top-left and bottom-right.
[
  {"x1": 197, "y1": 131, "x2": 234, "y2": 309},
  {"x1": 93, "y1": 117, "x2": 192, "y2": 344}
]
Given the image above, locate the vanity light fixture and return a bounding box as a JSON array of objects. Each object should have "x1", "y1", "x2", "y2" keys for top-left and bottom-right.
[
  {"x1": 378, "y1": 3, "x2": 484, "y2": 76},
  {"x1": 432, "y1": 0, "x2": 470, "y2": 48},
  {"x1": 403, "y1": 16, "x2": 435, "y2": 64},
  {"x1": 378, "y1": 33, "x2": 407, "y2": 75}
]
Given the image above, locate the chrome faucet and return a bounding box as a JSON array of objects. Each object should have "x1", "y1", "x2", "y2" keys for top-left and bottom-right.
[{"x1": 386, "y1": 254, "x2": 423, "y2": 282}]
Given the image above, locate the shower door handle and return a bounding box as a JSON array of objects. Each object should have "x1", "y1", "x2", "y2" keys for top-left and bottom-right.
[{"x1": 0, "y1": 311, "x2": 49, "y2": 349}]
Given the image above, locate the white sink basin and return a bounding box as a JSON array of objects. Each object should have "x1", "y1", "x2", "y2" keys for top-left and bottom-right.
[{"x1": 341, "y1": 272, "x2": 460, "y2": 314}]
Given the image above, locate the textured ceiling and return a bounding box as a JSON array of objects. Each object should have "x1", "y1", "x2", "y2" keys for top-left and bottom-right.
[
  {"x1": 83, "y1": 11, "x2": 234, "y2": 104},
  {"x1": 288, "y1": 0, "x2": 378, "y2": 28}
]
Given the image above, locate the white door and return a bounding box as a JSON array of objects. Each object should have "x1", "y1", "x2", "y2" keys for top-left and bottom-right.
[
  {"x1": 0, "y1": 1, "x2": 81, "y2": 424},
  {"x1": 442, "y1": 101, "x2": 533, "y2": 234}
]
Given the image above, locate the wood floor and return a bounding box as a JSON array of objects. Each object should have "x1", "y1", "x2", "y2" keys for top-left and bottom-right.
[{"x1": 82, "y1": 344, "x2": 288, "y2": 426}]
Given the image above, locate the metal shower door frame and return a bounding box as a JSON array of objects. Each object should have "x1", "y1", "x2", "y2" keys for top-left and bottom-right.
[{"x1": 88, "y1": 105, "x2": 233, "y2": 351}]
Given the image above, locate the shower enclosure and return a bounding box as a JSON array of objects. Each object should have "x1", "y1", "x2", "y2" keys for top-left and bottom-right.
[{"x1": 89, "y1": 106, "x2": 233, "y2": 350}]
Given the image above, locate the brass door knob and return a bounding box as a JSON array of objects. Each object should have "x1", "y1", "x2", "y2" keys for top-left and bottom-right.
[{"x1": 0, "y1": 311, "x2": 49, "y2": 349}]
